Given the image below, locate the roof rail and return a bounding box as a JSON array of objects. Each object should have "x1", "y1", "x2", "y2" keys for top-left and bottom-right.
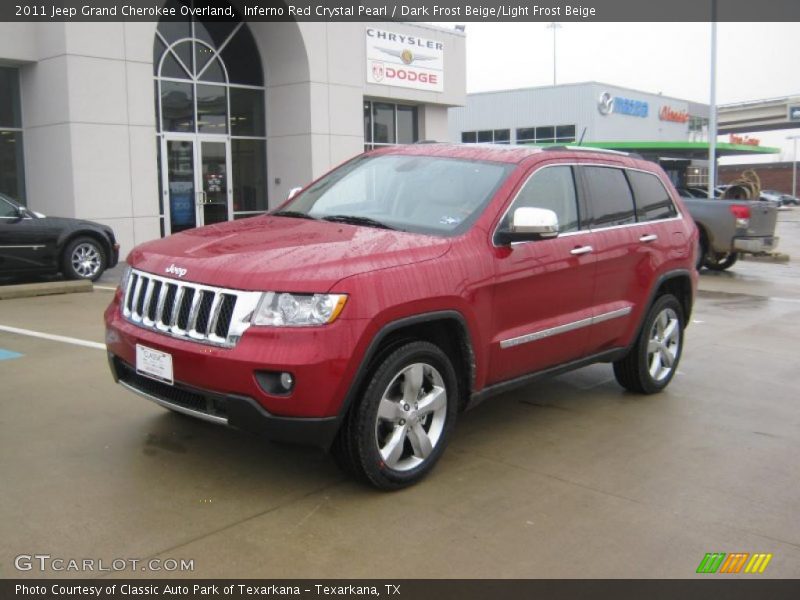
[{"x1": 543, "y1": 145, "x2": 633, "y2": 156}]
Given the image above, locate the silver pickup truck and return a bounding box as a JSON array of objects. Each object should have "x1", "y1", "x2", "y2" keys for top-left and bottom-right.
[{"x1": 681, "y1": 197, "x2": 779, "y2": 271}]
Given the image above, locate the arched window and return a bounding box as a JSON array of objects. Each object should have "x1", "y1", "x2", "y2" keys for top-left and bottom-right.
[{"x1": 154, "y1": 4, "x2": 267, "y2": 234}]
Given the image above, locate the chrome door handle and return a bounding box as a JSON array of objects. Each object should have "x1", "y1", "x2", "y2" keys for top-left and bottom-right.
[
  {"x1": 639, "y1": 234, "x2": 658, "y2": 243},
  {"x1": 570, "y1": 245, "x2": 593, "y2": 256}
]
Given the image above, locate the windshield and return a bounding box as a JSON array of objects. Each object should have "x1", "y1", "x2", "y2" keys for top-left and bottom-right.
[{"x1": 277, "y1": 154, "x2": 513, "y2": 236}]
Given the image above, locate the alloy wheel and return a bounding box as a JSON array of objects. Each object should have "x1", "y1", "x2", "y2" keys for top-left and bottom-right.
[
  {"x1": 647, "y1": 307, "x2": 680, "y2": 382},
  {"x1": 375, "y1": 362, "x2": 447, "y2": 472},
  {"x1": 71, "y1": 242, "x2": 102, "y2": 279}
]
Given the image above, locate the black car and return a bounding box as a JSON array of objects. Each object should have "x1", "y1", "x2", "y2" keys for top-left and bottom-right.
[{"x1": 0, "y1": 193, "x2": 119, "y2": 281}]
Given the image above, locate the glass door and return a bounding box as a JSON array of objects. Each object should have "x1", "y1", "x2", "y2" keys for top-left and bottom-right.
[
  {"x1": 162, "y1": 135, "x2": 232, "y2": 234},
  {"x1": 198, "y1": 140, "x2": 230, "y2": 227}
]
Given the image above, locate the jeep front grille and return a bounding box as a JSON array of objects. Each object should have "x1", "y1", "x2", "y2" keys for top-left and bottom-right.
[{"x1": 122, "y1": 269, "x2": 262, "y2": 348}]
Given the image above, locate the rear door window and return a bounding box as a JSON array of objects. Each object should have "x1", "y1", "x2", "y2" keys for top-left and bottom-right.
[
  {"x1": 582, "y1": 166, "x2": 636, "y2": 228},
  {"x1": 627, "y1": 170, "x2": 678, "y2": 221}
]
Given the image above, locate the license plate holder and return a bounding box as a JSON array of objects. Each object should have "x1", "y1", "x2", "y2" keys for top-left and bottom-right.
[{"x1": 135, "y1": 344, "x2": 174, "y2": 385}]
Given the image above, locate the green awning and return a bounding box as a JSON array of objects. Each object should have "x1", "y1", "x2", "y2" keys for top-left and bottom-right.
[{"x1": 576, "y1": 140, "x2": 779, "y2": 159}]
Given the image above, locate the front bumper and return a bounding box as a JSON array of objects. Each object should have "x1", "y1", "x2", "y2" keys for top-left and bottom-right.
[
  {"x1": 108, "y1": 355, "x2": 341, "y2": 448},
  {"x1": 104, "y1": 294, "x2": 371, "y2": 447},
  {"x1": 733, "y1": 236, "x2": 779, "y2": 254}
]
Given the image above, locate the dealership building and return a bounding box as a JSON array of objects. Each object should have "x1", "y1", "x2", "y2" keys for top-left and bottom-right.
[
  {"x1": 0, "y1": 17, "x2": 465, "y2": 253},
  {"x1": 448, "y1": 82, "x2": 777, "y2": 188}
]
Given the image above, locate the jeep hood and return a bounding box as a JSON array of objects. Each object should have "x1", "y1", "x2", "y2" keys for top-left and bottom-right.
[{"x1": 127, "y1": 216, "x2": 451, "y2": 292}]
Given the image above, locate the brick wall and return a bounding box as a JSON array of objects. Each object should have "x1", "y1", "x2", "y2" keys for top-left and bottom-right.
[{"x1": 718, "y1": 162, "x2": 797, "y2": 194}]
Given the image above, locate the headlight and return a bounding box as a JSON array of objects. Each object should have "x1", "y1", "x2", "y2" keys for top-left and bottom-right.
[
  {"x1": 252, "y1": 292, "x2": 347, "y2": 327},
  {"x1": 118, "y1": 265, "x2": 132, "y2": 295}
]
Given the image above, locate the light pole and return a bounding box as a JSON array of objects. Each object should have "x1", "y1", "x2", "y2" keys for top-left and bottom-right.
[
  {"x1": 708, "y1": 17, "x2": 718, "y2": 199},
  {"x1": 546, "y1": 22, "x2": 562, "y2": 86},
  {"x1": 788, "y1": 134, "x2": 799, "y2": 198}
]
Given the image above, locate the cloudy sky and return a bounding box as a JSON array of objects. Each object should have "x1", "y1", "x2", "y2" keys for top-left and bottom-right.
[{"x1": 443, "y1": 22, "x2": 800, "y2": 163}]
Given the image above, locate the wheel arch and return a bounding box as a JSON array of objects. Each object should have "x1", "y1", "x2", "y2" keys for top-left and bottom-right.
[{"x1": 339, "y1": 311, "x2": 476, "y2": 423}]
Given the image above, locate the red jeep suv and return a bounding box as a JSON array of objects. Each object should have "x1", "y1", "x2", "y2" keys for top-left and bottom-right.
[{"x1": 105, "y1": 144, "x2": 698, "y2": 489}]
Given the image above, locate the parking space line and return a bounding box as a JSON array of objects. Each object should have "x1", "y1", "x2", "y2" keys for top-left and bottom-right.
[
  {"x1": 94, "y1": 285, "x2": 117, "y2": 291},
  {"x1": 0, "y1": 324, "x2": 105, "y2": 350}
]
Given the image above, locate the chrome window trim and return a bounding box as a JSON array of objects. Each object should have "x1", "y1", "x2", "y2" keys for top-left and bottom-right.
[
  {"x1": 500, "y1": 306, "x2": 632, "y2": 349},
  {"x1": 0, "y1": 244, "x2": 45, "y2": 249},
  {"x1": 492, "y1": 162, "x2": 684, "y2": 247}
]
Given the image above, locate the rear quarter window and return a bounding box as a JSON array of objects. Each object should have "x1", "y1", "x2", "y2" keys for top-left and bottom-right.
[
  {"x1": 627, "y1": 170, "x2": 678, "y2": 222},
  {"x1": 582, "y1": 166, "x2": 636, "y2": 228}
]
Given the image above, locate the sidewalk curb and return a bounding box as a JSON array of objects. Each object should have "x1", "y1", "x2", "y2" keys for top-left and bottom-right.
[
  {"x1": 739, "y1": 253, "x2": 791, "y2": 263},
  {"x1": 0, "y1": 280, "x2": 93, "y2": 300}
]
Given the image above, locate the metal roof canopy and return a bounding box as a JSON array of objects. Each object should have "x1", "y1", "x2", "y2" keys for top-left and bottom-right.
[{"x1": 576, "y1": 141, "x2": 780, "y2": 160}]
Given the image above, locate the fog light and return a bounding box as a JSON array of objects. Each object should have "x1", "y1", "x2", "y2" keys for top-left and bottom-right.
[
  {"x1": 255, "y1": 370, "x2": 295, "y2": 396},
  {"x1": 280, "y1": 372, "x2": 294, "y2": 391}
]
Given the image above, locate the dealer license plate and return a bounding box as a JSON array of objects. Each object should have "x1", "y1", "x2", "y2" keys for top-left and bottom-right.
[{"x1": 136, "y1": 344, "x2": 174, "y2": 385}]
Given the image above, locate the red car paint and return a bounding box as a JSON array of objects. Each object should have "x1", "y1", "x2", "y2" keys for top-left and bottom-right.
[{"x1": 104, "y1": 144, "x2": 697, "y2": 445}]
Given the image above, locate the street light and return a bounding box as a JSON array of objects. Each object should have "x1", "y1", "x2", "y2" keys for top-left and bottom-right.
[
  {"x1": 546, "y1": 22, "x2": 562, "y2": 86},
  {"x1": 788, "y1": 134, "x2": 800, "y2": 198}
]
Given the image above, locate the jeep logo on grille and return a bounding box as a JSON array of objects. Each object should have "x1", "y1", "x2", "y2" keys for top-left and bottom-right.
[{"x1": 165, "y1": 264, "x2": 188, "y2": 278}]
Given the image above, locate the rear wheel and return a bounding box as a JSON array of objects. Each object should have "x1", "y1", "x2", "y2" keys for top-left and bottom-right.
[
  {"x1": 332, "y1": 341, "x2": 458, "y2": 490},
  {"x1": 613, "y1": 294, "x2": 684, "y2": 394},
  {"x1": 704, "y1": 251, "x2": 738, "y2": 271}
]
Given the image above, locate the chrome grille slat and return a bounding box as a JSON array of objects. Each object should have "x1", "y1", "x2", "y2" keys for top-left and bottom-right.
[
  {"x1": 120, "y1": 269, "x2": 261, "y2": 348},
  {"x1": 141, "y1": 278, "x2": 157, "y2": 326}
]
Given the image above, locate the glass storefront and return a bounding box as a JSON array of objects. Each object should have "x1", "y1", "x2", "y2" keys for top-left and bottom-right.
[
  {"x1": 363, "y1": 100, "x2": 419, "y2": 151},
  {"x1": 0, "y1": 67, "x2": 25, "y2": 202},
  {"x1": 154, "y1": 13, "x2": 267, "y2": 234}
]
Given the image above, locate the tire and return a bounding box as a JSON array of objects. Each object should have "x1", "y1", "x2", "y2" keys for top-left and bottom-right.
[
  {"x1": 63, "y1": 236, "x2": 106, "y2": 281},
  {"x1": 695, "y1": 235, "x2": 708, "y2": 271},
  {"x1": 613, "y1": 294, "x2": 684, "y2": 395},
  {"x1": 332, "y1": 341, "x2": 459, "y2": 490},
  {"x1": 703, "y1": 251, "x2": 738, "y2": 271}
]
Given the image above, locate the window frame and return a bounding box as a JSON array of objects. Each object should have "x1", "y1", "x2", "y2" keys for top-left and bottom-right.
[
  {"x1": 492, "y1": 163, "x2": 588, "y2": 246},
  {"x1": 364, "y1": 100, "x2": 419, "y2": 151},
  {"x1": 625, "y1": 168, "x2": 679, "y2": 223},
  {"x1": 577, "y1": 164, "x2": 638, "y2": 230}
]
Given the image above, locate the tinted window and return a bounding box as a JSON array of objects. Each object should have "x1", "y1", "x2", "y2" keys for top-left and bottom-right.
[
  {"x1": 462, "y1": 131, "x2": 476, "y2": 143},
  {"x1": 627, "y1": 170, "x2": 678, "y2": 221},
  {"x1": 0, "y1": 196, "x2": 18, "y2": 217},
  {"x1": 503, "y1": 166, "x2": 580, "y2": 233},
  {"x1": 583, "y1": 166, "x2": 636, "y2": 228}
]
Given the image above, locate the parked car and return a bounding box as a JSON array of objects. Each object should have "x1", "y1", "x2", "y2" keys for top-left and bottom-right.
[
  {"x1": 780, "y1": 193, "x2": 799, "y2": 206},
  {"x1": 681, "y1": 194, "x2": 779, "y2": 270},
  {"x1": 760, "y1": 190, "x2": 785, "y2": 206},
  {"x1": 105, "y1": 144, "x2": 698, "y2": 489},
  {"x1": 0, "y1": 193, "x2": 119, "y2": 281}
]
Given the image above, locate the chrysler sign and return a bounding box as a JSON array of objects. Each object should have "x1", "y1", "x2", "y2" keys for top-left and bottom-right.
[{"x1": 366, "y1": 28, "x2": 444, "y2": 92}]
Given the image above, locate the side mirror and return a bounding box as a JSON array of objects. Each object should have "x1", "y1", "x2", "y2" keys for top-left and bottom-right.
[
  {"x1": 495, "y1": 207, "x2": 559, "y2": 245},
  {"x1": 287, "y1": 186, "x2": 303, "y2": 201}
]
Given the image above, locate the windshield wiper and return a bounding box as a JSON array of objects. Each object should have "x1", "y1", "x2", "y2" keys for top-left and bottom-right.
[
  {"x1": 271, "y1": 210, "x2": 317, "y2": 220},
  {"x1": 320, "y1": 215, "x2": 400, "y2": 231}
]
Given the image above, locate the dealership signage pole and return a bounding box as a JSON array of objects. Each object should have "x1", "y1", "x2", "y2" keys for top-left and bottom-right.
[
  {"x1": 708, "y1": 5, "x2": 718, "y2": 199},
  {"x1": 546, "y1": 22, "x2": 562, "y2": 86}
]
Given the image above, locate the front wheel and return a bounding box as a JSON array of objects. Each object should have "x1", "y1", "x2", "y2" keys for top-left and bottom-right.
[
  {"x1": 704, "y1": 251, "x2": 738, "y2": 271},
  {"x1": 613, "y1": 294, "x2": 684, "y2": 394},
  {"x1": 63, "y1": 236, "x2": 106, "y2": 281},
  {"x1": 332, "y1": 341, "x2": 459, "y2": 490}
]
